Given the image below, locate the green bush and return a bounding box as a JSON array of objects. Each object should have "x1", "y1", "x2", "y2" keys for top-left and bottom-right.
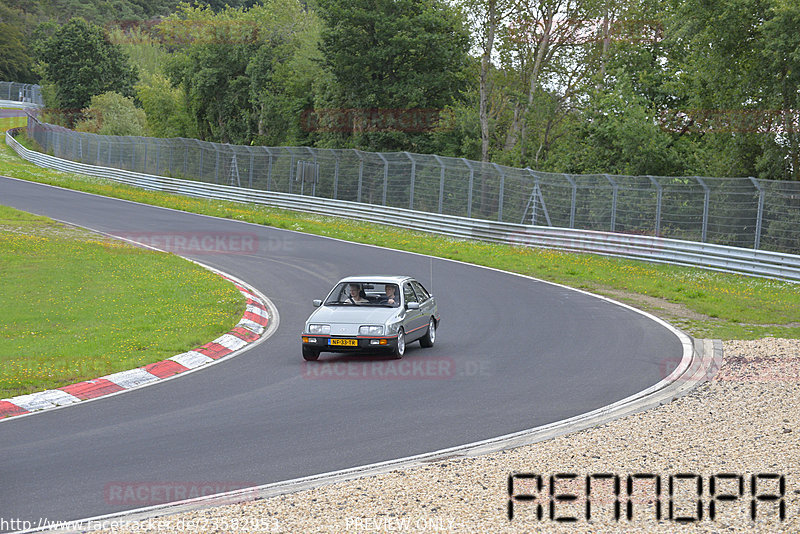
[{"x1": 75, "y1": 91, "x2": 147, "y2": 136}]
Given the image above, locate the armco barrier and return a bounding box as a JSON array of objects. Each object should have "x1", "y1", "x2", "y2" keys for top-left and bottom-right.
[{"x1": 6, "y1": 128, "x2": 800, "y2": 282}]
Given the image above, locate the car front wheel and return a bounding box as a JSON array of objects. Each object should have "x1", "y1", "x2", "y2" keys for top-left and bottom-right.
[
  {"x1": 419, "y1": 317, "x2": 436, "y2": 348},
  {"x1": 391, "y1": 329, "x2": 405, "y2": 359},
  {"x1": 302, "y1": 346, "x2": 320, "y2": 361}
]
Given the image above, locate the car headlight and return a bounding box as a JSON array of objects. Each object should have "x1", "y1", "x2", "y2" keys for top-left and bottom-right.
[
  {"x1": 308, "y1": 324, "x2": 330, "y2": 334},
  {"x1": 359, "y1": 325, "x2": 384, "y2": 336}
]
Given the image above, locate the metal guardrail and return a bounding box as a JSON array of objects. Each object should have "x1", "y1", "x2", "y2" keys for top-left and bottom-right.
[{"x1": 6, "y1": 128, "x2": 800, "y2": 282}]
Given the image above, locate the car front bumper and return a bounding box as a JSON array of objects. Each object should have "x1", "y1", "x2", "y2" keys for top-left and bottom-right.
[{"x1": 301, "y1": 335, "x2": 400, "y2": 353}]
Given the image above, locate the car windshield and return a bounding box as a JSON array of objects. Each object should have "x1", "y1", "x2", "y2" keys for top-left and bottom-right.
[{"x1": 324, "y1": 282, "x2": 401, "y2": 307}]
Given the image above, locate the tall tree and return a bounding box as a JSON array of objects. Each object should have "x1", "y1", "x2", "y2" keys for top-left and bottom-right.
[
  {"x1": 498, "y1": 0, "x2": 600, "y2": 163},
  {"x1": 760, "y1": 0, "x2": 800, "y2": 180},
  {"x1": 669, "y1": 0, "x2": 800, "y2": 180},
  {"x1": 462, "y1": 0, "x2": 515, "y2": 162},
  {"x1": 34, "y1": 18, "x2": 138, "y2": 117},
  {"x1": 0, "y1": 23, "x2": 36, "y2": 83},
  {"x1": 162, "y1": 0, "x2": 321, "y2": 145},
  {"x1": 316, "y1": 0, "x2": 471, "y2": 152}
]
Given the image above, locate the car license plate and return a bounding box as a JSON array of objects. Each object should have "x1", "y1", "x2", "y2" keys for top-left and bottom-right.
[{"x1": 329, "y1": 338, "x2": 357, "y2": 346}]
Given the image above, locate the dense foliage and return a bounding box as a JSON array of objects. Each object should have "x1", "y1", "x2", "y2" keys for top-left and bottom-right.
[
  {"x1": 34, "y1": 18, "x2": 139, "y2": 118},
  {"x1": 160, "y1": 0, "x2": 322, "y2": 146},
  {"x1": 75, "y1": 91, "x2": 147, "y2": 136},
  {"x1": 2, "y1": 0, "x2": 799, "y2": 180},
  {"x1": 314, "y1": 0, "x2": 471, "y2": 152}
]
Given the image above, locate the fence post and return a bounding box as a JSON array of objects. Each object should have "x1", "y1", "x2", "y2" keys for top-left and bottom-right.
[
  {"x1": 603, "y1": 174, "x2": 618, "y2": 231},
  {"x1": 288, "y1": 150, "x2": 296, "y2": 194},
  {"x1": 525, "y1": 168, "x2": 553, "y2": 226},
  {"x1": 433, "y1": 155, "x2": 446, "y2": 214},
  {"x1": 198, "y1": 141, "x2": 204, "y2": 180},
  {"x1": 168, "y1": 140, "x2": 174, "y2": 176},
  {"x1": 264, "y1": 147, "x2": 273, "y2": 190},
  {"x1": 492, "y1": 163, "x2": 505, "y2": 222},
  {"x1": 404, "y1": 152, "x2": 416, "y2": 210},
  {"x1": 180, "y1": 139, "x2": 187, "y2": 178},
  {"x1": 333, "y1": 150, "x2": 340, "y2": 199},
  {"x1": 647, "y1": 175, "x2": 663, "y2": 237},
  {"x1": 529, "y1": 169, "x2": 539, "y2": 226},
  {"x1": 214, "y1": 146, "x2": 221, "y2": 184},
  {"x1": 355, "y1": 150, "x2": 364, "y2": 203},
  {"x1": 695, "y1": 177, "x2": 710, "y2": 242},
  {"x1": 248, "y1": 146, "x2": 255, "y2": 188},
  {"x1": 142, "y1": 138, "x2": 147, "y2": 173},
  {"x1": 309, "y1": 147, "x2": 318, "y2": 197},
  {"x1": 462, "y1": 158, "x2": 474, "y2": 219},
  {"x1": 749, "y1": 177, "x2": 764, "y2": 250},
  {"x1": 377, "y1": 153, "x2": 389, "y2": 205},
  {"x1": 562, "y1": 174, "x2": 577, "y2": 228}
]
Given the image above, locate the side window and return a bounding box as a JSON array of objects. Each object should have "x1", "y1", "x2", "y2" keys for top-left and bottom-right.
[
  {"x1": 403, "y1": 283, "x2": 418, "y2": 304},
  {"x1": 411, "y1": 281, "x2": 430, "y2": 302}
]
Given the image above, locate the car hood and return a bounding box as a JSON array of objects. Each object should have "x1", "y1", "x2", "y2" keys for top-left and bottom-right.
[{"x1": 308, "y1": 306, "x2": 399, "y2": 325}]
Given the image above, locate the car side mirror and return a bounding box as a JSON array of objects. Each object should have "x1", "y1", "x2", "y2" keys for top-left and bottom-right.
[
  {"x1": 313, "y1": 299, "x2": 322, "y2": 307},
  {"x1": 406, "y1": 302, "x2": 420, "y2": 310}
]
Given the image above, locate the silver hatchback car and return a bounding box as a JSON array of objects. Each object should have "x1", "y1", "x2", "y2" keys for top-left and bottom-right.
[{"x1": 301, "y1": 275, "x2": 439, "y2": 361}]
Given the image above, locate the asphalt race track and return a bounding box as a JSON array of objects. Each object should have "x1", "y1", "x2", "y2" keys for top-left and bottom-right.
[
  {"x1": 0, "y1": 176, "x2": 684, "y2": 528},
  {"x1": 0, "y1": 109, "x2": 28, "y2": 118}
]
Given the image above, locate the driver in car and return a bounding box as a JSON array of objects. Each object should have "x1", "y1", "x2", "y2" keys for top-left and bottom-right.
[
  {"x1": 346, "y1": 284, "x2": 368, "y2": 304},
  {"x1": 380, "y1": 284, "x2": 398, "y2": 306}
]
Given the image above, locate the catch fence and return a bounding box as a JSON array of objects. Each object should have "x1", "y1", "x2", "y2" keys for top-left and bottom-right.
[
  {"x1": 24, "y1": 113, "x2": 800, "y2": 254},
  {"x1": 0, "y1": 82, "x2": 43, "y2": 106}
]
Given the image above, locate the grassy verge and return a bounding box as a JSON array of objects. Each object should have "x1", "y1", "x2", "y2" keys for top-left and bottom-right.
[
  {"x1": 0, "y1": 114, "x2": 26, "y2": 132},
  {"x1": 0, "y1": 203, "x2": 244, "y2": 398},
  {"x1": 2, "y1": 118, "x2": 799, "y2": 342}
]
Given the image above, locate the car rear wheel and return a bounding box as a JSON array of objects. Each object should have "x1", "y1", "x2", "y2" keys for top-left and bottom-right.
[
  {"x1": 302, "y1": 346, "x2": 320, "y2": 361},
  {"x1": 391, "y1": 329, "x2": 405, "y2": 359},
  {"x1": 419, "y1": 317, "x2": 436, "y2": 348}
]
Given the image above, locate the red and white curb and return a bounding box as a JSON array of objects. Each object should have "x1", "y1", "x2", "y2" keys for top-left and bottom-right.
[{"x1": 0, "y1": 275, "x2": 270, "y2": 420}]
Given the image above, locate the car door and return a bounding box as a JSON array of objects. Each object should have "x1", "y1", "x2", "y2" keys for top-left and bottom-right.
[
  {"x1": 402, "y1": 282, "x2": 426, "y2": 341},
  {"x1": 411, "y1": 280, "x2": 436, "y2": 325}
]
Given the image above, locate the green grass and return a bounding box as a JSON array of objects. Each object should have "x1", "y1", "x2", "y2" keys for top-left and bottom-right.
[
  {"x1": 2, "y1": 118, "x2": 799, "y2": 343},
  {"x1": 0, "y1": 203, "x2": 244, "y2": 398},
  {"x1": 1, "y1": 114, "x2": 26, "y2": 131}
]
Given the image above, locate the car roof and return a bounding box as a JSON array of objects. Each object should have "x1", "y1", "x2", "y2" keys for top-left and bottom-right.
[{"x1": 337, "y1": 275, "x2": 413, "y2": 284}]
